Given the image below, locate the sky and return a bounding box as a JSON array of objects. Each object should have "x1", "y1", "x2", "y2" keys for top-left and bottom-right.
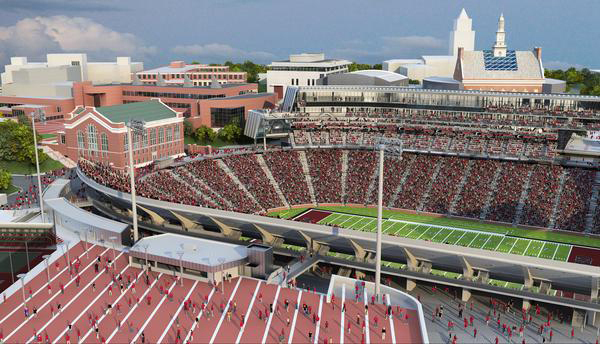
[{"x1": 0, "y1": 0, "x2": 597, "y2": 70}]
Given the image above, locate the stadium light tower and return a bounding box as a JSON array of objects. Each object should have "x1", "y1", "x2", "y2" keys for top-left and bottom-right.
[
  {"x1": 30, "y1": 109, "x2": 46, "y2": 223},
  {"x1": 374, "y1": 137, "x2": 403, "y2": 299},
  {"x1": 127, "y1": 119, "x2": 146, "y2": 243}
]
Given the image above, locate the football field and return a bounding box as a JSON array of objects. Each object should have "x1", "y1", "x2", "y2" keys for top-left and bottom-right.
[{"x1": 316, "y1": 211, "x2": 572, "y2": 262}]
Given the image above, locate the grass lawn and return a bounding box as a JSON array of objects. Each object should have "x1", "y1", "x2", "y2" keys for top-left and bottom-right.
[
  {"x1": 312, "y1": 205, "x2": 600, "y2": 249},
  {"x1": 0, "y1": 184, "x2": 19, "y2": 194},
  {"x1": 184, "y1": 135, "x2": 237, "y2": 148},
  {"x1": 40, "y1": 134, "x2": 55, "y2": 139},
  {"x1": 525, "y1": 241, "x2": 545, "y2": 257},
  {"x1": 267, "y1": 207, "x2": 308, "y2": 219},
  {"x1": 553, "y1": 245, "x2": 572, "y2": 261},
  {"x1": 469, "y1": 233, "x2": 492, "y2": 249},
  {"x1": 0, "y1": 158, "x2": 64, "y2": 175}
]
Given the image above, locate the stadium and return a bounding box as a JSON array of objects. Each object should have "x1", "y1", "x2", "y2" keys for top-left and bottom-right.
[{"x1": 67, "y1": 84, "x2": 600, "y2": 343}]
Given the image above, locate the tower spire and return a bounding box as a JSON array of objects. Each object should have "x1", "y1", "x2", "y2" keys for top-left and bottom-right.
[{"x1": 493, "y1": 13, "x2": 507, "y2": 57}]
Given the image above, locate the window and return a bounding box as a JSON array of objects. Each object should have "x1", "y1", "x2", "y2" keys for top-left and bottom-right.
[
  {"x1": 150, "y1": 128, "x2": 157, "y2": 145},
  {"x1": 174, "y1": 124, "x2": 180, "y2": 140},
  {"x1": 87, "y1": 125, "x2": 98, "y2": 151},
  {"x1": 159, "y1": 127, "x2": 164, "y2": 144},
  {"x1": 77, "y1": 130, "x2": 85, "y2": 150},
  {"x1": 101, "y1": 133, "x2": 108, "y2": 152},
  {"x1": 166, "y1": 126, "x2": 173, "y2": 142},
  {"x1": 71, "y1": 61, "x2": 80, "y2": 66},
  {"x1": 210, "y1": 107, "x2": 245, "y2": 127},
  {"x1": 60, "y1": 135, "x2": 66, "y2": 145},
  {"x1": 142, "y1": 130, "x2": 148, "y2": 147},
  {"x1": 124, "y1": 134, "x2": 128, "y2": 151},
  {"x1": 57, "y1": 106, "x2": 61, "y2": 112}
]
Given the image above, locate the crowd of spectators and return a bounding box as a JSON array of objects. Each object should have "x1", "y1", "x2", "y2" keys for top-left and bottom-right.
[
  {"x1": 262, "y1": 150, "x2": 312, "y2": 205},
  {"x1": 519, "y1": 165, "x2": 562, "y2": 227},
  {"x1": 453, "y1": 160, "x2": 500, "y2": 218},
  {"x1": 223, "y1": 154, "x2": 284, "y2": 210},
  {"x1": 137, "y1": 170, "x2": 218, "y2": 208},
  {"x1": 393, "y1": 155, "x2": 441, "y2": 210},
  {"x1": 345, "y1": 150, "x2": 377, "y2": 204},
  {"x1": 556, "y1": 169, "x2": 596, "y2": 232},
  {"x1": 79, "y1": 160, "x2": 130, "y2": 193},
  {"x1": 486, "y1": 163, "x2": 532, "y2": 223},
  {"x1": 305, "y1": 149, "x2": 343, "y2": 203},
  {"x1": 171, "y1": 167, "x2": 230, "y2": 210},
  {"x1": 423, "y1": 157, "x2": 469, "y2": 214}
]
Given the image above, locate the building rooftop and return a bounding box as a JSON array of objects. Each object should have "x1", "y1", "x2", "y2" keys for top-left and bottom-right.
[
  {"x1": 459, "y1": 50, "x2": 544, "y2": 80},
  {"x1": 96, "y1": 99, "x2": 177, "y2": 123},
  {"x1": 348, "y1": 69, "x2": 408, "y2": 82},
  {"x1": 130, "y1": 233, "x2": 248, "y2": 267}
]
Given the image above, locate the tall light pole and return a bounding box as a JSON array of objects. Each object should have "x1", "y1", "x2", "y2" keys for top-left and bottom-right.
[
  {"x1": 8, "y1": 252, "x2": 14, "y2": 284},
  {"x1": 109, "y1": 236, "x2": 118, "y2": 270},
  {"x1": 218, "y1": 257, "x2": 226, "y2": 295},
  {"x1": 30, "y1": 109, "x2": 46, "y2": 222},
  {"x1": 127, "y1": 119, "x2": 146, "y2": 243},
  {"x1": 61, "y1": 241, "x2": 71, "y2": 273},
  {"x1": 24, "y1": 240, "x2": 30, "y2": 271},
  {"x1": 374, "y1": 137, "x2": 403, "y2": 299},
  {"x1": 176, "y1": 251, "x2": 184, "y2": 286},
  {"x1": 17, "y1": 273, "x2": 27, "y2": 307},
  {"x1": 142, "y1": 244, "x2": 149, "y2": 272},
  {"x1": 42, "y1": 254, "x2": 51, "y2": 283}
]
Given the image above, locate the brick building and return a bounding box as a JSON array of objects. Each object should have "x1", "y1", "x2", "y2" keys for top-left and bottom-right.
[
  {"x1": 54, "y1": 99, "x2": 184, "y2": 169},
  {"x1": 135, "y1": 61, "x2": 246, "y2": 87}
]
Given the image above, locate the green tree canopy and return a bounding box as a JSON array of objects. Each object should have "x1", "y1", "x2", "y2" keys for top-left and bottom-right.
[
  {"x1": 183, "y1": 119, "x2": 194, "y2": 137},
  {"x1": 0, "y1": 169, "x2": 10, "y2": 190},
  {"x1": 218, "y1": 123, "x2": 242, "y2": 143},
  {"x1": 194, "y1": 125, "x2": 217, "y2": 143},
  {"x1": 0, "y1": 120, "x2": 48, "y2": 164},
  {"x1": 544, "y1": 67, "x2": 600, "y2": 95}
]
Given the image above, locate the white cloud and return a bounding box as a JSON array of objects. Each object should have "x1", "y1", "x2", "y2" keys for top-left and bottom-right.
[
  {"x1": 544, "y1": 60, "x2": 586, "y2": 70},
  {"x1": 331, "y1": 35, "x2": 447, "y2": 62},
  {"x1": 0, "y1": 16, "x2": 156, "y2": 65},
  {"x1": 172, "y1": 43, "x2": 275, "y2": 62}
]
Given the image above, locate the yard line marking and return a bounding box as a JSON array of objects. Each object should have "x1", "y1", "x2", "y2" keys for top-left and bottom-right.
[
  {"x1": 404, "y1": 225, "x2": 419, "y2": 238},
  {"x1": 0, "y1": 243, "x2": 98, "y2": 325},
  {"x1": 467, "y1": 233, "x2": 480, "y2": 247},
  {"x1": 131, "y1": 275, "x2": 181, "y2": 344},
  {"x1": 523, "y1": 240, "x2": 533, "y2": 256},
  {"x1": 287, "y1": 290, "x2": 303, "y2": 344},
  {"x1": 363, "y1": 289, "x2": 370, "y2": 344},
  {"x1": 182, "y1": 287, "x2": 216, "y2": 344},
  {"x1": 52, "y1": 266, "x2": 139, "y2": 344},
  {"x1": 322, "y1": 213, "x2": 341, "y2": 224},
  {"x1": 314, "y1": 295, "x2": 323, "y2": 344},
  {"x1": 452, "y1": 231, "x2": 467, "y2": 245},
  {"x1": 209, "y1": 278, "x2": 243, "y2": 344},
  {"x1": 440, "y1": 230, "x2": 454, "y2": 244},
  {"x1": 358, "y1": 219, "x2": 376, "y2": 231},
  {"x1": 481, "y1": 235, "x2": 493, "y2": 249},
  {"x1": 235, "y1": 281, "x2": 262, "y2": 344},
  {"x1": 156, "y1": 280, "x2": 199, "y2": 343},
  {"x1": 537, "y1": 242, "x2": 547, "y2": 258},
  {"x1": 416, "y1": 227, "x2": 432, "y2": 240},
  {"x1": 508, "y1": 238, "x2": 519, "y2": 254},
  {"x1": 340, "y1": 287, "x2": 345, "y2": 344},
  {"x1": 6, "y1": 247, "x2": 112, "y2": 342},
  {"x1": 261, "y1": 285, "x2": 281, "y2": 344},
  {"x1": 339, "y1": 215, "x2": 357, "y2": 227},
  {"x1": 493, "y1": 237, "x2": 505, "y2": 251},
  {"x1": 105, "y1": 272, "x2": 163, "y2": 343},
  {"x1": 385, "y1": 294, "x2": 396, "y2": 343},
  {"x1": 393, "y1": 223, "x2": 408, "y2": 236}
]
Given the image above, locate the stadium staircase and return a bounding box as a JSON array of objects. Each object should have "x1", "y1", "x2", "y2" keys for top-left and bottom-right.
[
  {"x1": 341, "y1": 131, "x2": 347, "y2": 145},
  {"x1": 323, "y1": 131, "x2": 330, "y2": 145},
  {"x1": 548, "y1": 170, "x2": 568, "y2": 229},
  {"x1": 306, "y1": 132, "x2": 314, "y2": 146},
  {"x1": 448, "y1": 160, "x2": 474, "y2": 215},
  {"x1": 341, "y1": 150, "x2": 349, "y2": 203},
  {"x1": 417, "y1": 158, "x2": 444, "y2": 211},
  {"x1": 174, "y1": 169, "x2": 234, "y2": 209},
  {"x1": 388, "y1": 157, "x2": 415, "y2": 207},
  {"x1": 513, "y1": 168, "x2": 534, "y2": 225},
  {"x1": 584, "y1": 171, "x2": 600, "y2": 233},
  {"x1": 255, "y1": 154, "x2": 290, "y2": 208},
  {"x1": 217, "y1": 159, "x2": 263, "y2": 211},
  {"x1": 480, "y1": 164, "x2": 504, "y2": 219},
  {"x1": 297, "y1": 151, "x2": 317, "y2": 205},
  {"x1": 289, "y1": 132, "x2": 296, "y2": 148},
  {"x1": 365, "y1": 159, "x2": 380, "y2": 205},
  {"x1": 168, "y1": 171, "x2": 223, "y2": 206}
]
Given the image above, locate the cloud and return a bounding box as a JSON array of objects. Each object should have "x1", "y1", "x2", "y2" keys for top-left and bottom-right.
[
  {"x1": 172, "y1": 43, "x2": 276, "y2": 62},
  {"x1": 330, "y1": 35, "x2": 447, "y2": 62},
  {"x1": 0, "y1": 16, "x2": 156, "y2": 66},
  {"x1": 1, "y1": 0, "x2": 125, "y2": 13},
  {"x1": 544, "y1": 60, "x2": 586, "y2": 70}
]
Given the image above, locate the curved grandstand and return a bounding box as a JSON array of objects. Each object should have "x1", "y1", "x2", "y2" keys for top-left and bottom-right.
[{"x1": 79, "y1": 146, "x2": 599, "y2": 233}]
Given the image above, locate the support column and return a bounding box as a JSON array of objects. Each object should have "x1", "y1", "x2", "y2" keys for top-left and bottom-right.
[
  {"x1": 461, "y1": 288, "x2": 472, "y2": 302},
  {"x1": 137, "y1": 205, "x2": 165, "y2": 226},
  {"x1": 298, "y1": 231, "x2": 321, "y2": 253},
  {"x1": 521, "y1": 299, "x2": 531, "y2": 312},
  {"x1": 349, "y1": 239, "x2": 367, "y2": 262},
  {"x1": 586, "y1": 310, "x2": 599, "y2": 327},
  {"x1": 402, "y1": 247, "x2": 418, "y2": 271},
  {"x1": 522, "y1": 266, "x2": 534, "y2": 289},
  {"x1": 253, "y1": 224, "x2": 282, "y2": 247},
  {"x1": 406, "y1": 279, "x2": 417, "y2": 291},
  {"x1": 208, "y1": 216, "x2": 240, "y2": 239},
  {"x1": 169, "y1": 211, "x2": 203, "y2": 232},
  {"x1": 591, "y1": 277, "x2": 600, "y2": 301},
  {"x1": 460, "y1": 257, "x2": 474, "y2": 280}
]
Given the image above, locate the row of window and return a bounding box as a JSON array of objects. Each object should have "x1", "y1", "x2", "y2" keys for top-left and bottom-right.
[
  {"x1": 122, "y1": 91, "x2": 226, "y2": 100},
  {"x1": 291, "y1": 78, "x2": 317, "y2": 86},
  {"x1": 138, "y1": 73, "x2": 244, "y2": 80},
  {"x1": 77, "y1": 124, "x2": 181, "y2": 152},
  {"x1": 269, "y1": 65, "x2": 349, "y2": 72}
]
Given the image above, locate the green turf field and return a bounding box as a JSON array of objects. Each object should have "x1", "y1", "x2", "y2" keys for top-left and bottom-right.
[{"x1": 311, "y1": 209, "x2": 574, "y2": 263}]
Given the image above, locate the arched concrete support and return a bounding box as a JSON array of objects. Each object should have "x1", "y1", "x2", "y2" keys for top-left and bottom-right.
[
  {"x1": 169, "y1": 211, "x2": 203, "y2": 232},
  {"x1": 253, "y1": 224, "x2": 283, "y2": 247},
  {"x1": 523, "y1": 266, "x2": 534, "y2": 289},
  {"x1": 406, "y1": 279, "x2": 417, "y2": 291},
  {"x1": 208, "y1": 216, "x2": 240, "y2": 239},
  {"x1": 137, "y1": 205, "x2": 166, "y2": 226},
  {"x1": 402, "y1": 247, "x2": 418, "y2": 271},
  {"x1": 298, "y1": 231, "x2": 321, "y2": 253},
  {"x1": 349, "y1": 239, "x2": 367, "y2": 261},
  {"x1": 460, "y1": 257, "x2": 473, "y2": 280},
  {"x1": 461, "y1": 288, "x2": 472, "y2": 302}
]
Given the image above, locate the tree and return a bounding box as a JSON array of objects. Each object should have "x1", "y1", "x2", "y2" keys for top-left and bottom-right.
[
  {"x1": 191, "y1": 61, "x2": 201, "y2": 65},
  {"x1": 194, "y1": 125, "x2": 216, "y2": 143},
  {"x1": 218, "y1": 123, "x2": 242, "y2": 143},
  {"x1": 0, "y1": 120, "x2": 48, "y2": 164},
  {"x1": 0, "y1": 169, "x2": 10, "y2": 190},
  {"x1": 183, "y1": 119, "x2": 194, "y2": 137}
]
